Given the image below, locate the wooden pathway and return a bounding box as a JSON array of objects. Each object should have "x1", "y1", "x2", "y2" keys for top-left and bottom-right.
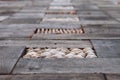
[{"x1": 0, "y1": 0, "x2": 120, "y2": 80}]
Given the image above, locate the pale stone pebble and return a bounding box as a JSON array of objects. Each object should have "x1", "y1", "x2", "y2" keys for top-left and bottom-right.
[
  {"x1": 83, "y1": 47, "x2": 97, "y2": 58},
  {"x1": 24, "y1": 52, "x2": 40, "y2": 58},
  {"x1": 86, "y1": 54, "x2": 97, "y2": 58}
]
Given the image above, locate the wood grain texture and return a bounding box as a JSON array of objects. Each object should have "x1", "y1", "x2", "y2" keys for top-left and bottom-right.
[
  {"x1": 0, "y1": 40, "x2": 92, "y2": 48},
  {"x1": 13, "y1": 58, "x2": 120, "y2": 74},
  {"x1": 0, "y1": 46, "x2": 25, "y2": 74},
  {"x1": 0, "y1": 74, "x2": 104, "y2": 80},
  {"x1": 91, "y1": 40, "x2": 120, "y2": 58}
]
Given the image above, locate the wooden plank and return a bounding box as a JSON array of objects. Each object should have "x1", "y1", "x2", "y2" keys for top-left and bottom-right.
[
  {"x1": 0, "y1": 29, "x2": 36, "y2": 39},
  {"x1": 0, "y1": 74, "x2": 105, "y2": 80},
  {"x1": 106, "y1": 74, "x2": 120, "y2": 80},
  {"x1": 0, "y1": 40, "x2": 92, "y2": 48},
  {"x1": 77, "y1": 11, "x2": 107, "y2": 17},
  {"x1": 79, "y1": 20, "x2": 119, "y2": 25},
  {"x1": 0, "y1": 28, "x2": 35, "y2": 32},
  {"x1": 80, "y1": 16, "x2": 112, "y2": 20},
  {"x1": 11, "y1": 13, "x2": 45, "y2": 19},
  {"x1": 83, "y1": 26, "x2": 120, "y2": 34},
  {"x1": 13, "y1": 58, "x2": 42, "y2": 74},
  {"x1": 13, "y1": 58, "x2": 120, "y2": 74},
  {"x1": 106, "y1": 11, "x2": 120, "y2": 18},
  {"x1": 73, "y1": 5, "x2": 100, "y2": 11},
  {"x1": 0, "y1": 24, "x2": 38, "y2": 29},
  {"x1": 0, "y1": 1, "x2": 31, "y2": 8},
  {"x1": 99, "y1": 6, "x2": 120, "y2": 11},
  {"x1": 0, "y1": 27, "x2": 36, "y2": 39},
  {"x1": 0, "y1": 46, "x2": 25, "y2": 74},
  {"x1": 91, "y1": 40, "x2": 120, "y2": 58},
  {"x1": 39, "y1": 21, "x2": 81, "y2": 28},
  {"x1": 1, "y1": 18, "x2": 41, "y2": 24},
  {"x1": 32, "y1": 34, "x2": 120, "y2": 40},
  {"x1": 82, "y1": 24, "x2": 120, "y2": 28}
]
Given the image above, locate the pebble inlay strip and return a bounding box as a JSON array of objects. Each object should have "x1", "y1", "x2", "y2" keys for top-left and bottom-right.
[
  {"x1": 24, "y1": 47, "x2": 97, "y2": 59},
  {"x1": 36, "y1": 28, "x2": 83, "y2": 34}
]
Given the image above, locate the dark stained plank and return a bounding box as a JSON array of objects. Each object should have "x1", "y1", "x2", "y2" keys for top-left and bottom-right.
[
  {"x1": 91, "y1": 40, "x2": 120, "y2": 58},
  {"x1": 13, "y1": 58, "x2": 120, "y2": 74},
  {"x1": 0, "y1": 46, "x2": 25, "y2": 74},
  {"x1": 0, "y1": 74, "x2": 105, "y2": 80},
  {"x1": 106, "y1": 74, "x2": 120, "y2": 80}
]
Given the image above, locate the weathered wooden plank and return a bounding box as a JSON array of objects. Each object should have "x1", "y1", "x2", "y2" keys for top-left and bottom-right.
[
  {"x1": 0, "y1": 40, "x2": 92, "y2": 48},
  {"x1": 1, "y1": 18, "x2": 41, "y2": 24},
  {"x1": 0, "y1": 1, "x2": 31, "y2": 8},
  {"x1": 83, "y1": 26, "x2": 120, "y2": 34},
  {"x1": 13, "y1": 58, "x2": 42, "y2": 74},
  {"x1": 80, "y1": 16, "x2": 112, "y2": 20},
  {"x1": 0, "y1": 29, "x2": 36, "y2": 39},
  {"x1": 0, "y1": 28, "x2": 35, "y2": 32},
  {"x1": 0, "y1": 74, "x2": 105, "y2": 80},
  {"x1": 32, "y1": 34, "x2": 120, "y2": 40},
  {"x1": 106, "y1": 11, "x2": 120, "y2": 18},
  {"x1": 39, "y1": 21, "x2": 81, "y2": 28},
  {"x1": 91, "y1": 40, "x2": 120, "y2": 58},
  {"x1": 106, "y1": 74, "x2": 120, "y2": 80},
  {"x1": 79, "y1": 20, "x2": 119, "y2": 25},
  {"x1": 0, "y1": 10, "x2": 18, "y2": 15},
  {"x1": 42, "y1": 17, "x2": 79, "y2": 22},
  {"x1": 77, "y1": 11, "x2": 107, "y2": 17},
  {"x1": 13, "y1": 58, "x2": 120, "y2": 74},
  {"x1": 11, "y1": 12, "x2": 45, "y2": 19},
  {"x1": 99, "y1": 5, "x2": 120, "y2": 11},
  {"x1": 0, "y1": 46, "x2": 25, "y2": 74},
  {"x1": 0, "y1": 24, "x2": 38, "y2": 29},
  {"x1": 0, "y1": 27, "x2": 36, "y2": 39},
  {"x1": 74, "y1": 5, "x2": 100, "y2": 11}
]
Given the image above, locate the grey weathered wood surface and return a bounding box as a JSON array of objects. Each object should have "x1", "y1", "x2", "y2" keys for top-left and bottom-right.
[
  {"x1": 0, "y1": 74, "x2": 104, "y2": 80},
  {"x1": 83, "y1": 25, "x2": 120, "y2": 34},
  {"x1": 13, "y1": 58, "x2": 120, "y2": 74},
  {"x1": 0, "y1": 0, "x2": 120, "y2": 79},
  {"x1": 13, "y1": 58, "x2": 42, "y2": 74},
  {"x1": 0, "y1": 24, "x2": 38, "y2": 29},
  {"x1": 1, "y1": 18, "x2": 41, "y2": 24},
  {"x1": 32, "y1": 34, "x2": 120, "y2": 40},
  {"x1": 0, "y1": 27, "x2": 36, "y2": 39},
  {"x1": 39, "y1": 21, "x2": 81, "y2": 28},
  {"x1": 91, "y1": 40, "x2": 120, "y2": 58},
  {"x1": 106, "y1": 74, "x2": 120, "y2": 80},
  {"x1": 0, "y1": 30, "x2": 36, "y2": 39},
  {"x1": 0, "y1": 46, "x2": 25, "y2": 74},
  {"x1": 0, "y1": 40, "x2": 92, "y2": 48}
]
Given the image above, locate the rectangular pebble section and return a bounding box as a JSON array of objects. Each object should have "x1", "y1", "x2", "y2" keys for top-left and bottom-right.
[
  {"x1": 24, "y1": 47, "x2": 97, "y2": 59},
  {"x1": 36, "y1": 28, "x2": 83, "y2": 34}
]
